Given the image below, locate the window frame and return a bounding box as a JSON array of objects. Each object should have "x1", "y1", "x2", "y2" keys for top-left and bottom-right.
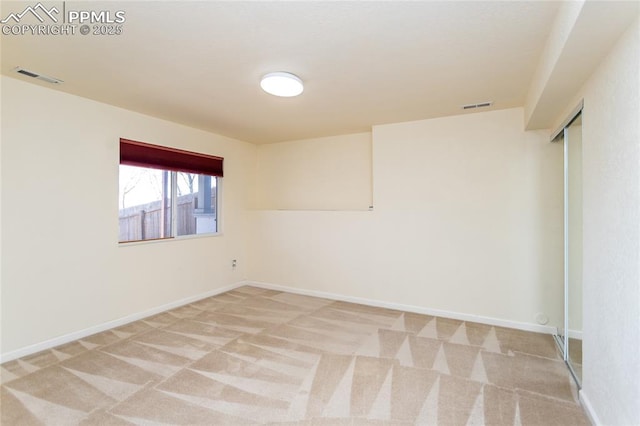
[{"x1": 118, "y1": 139, "x2": 223, "y2": 244}]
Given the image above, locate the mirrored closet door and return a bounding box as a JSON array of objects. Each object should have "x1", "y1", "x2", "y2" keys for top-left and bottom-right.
[
  {"x1": 552, "y1": 105, "x2": 583, "y2": 387},
  {"x1": 566, "y1": 112, "x2": 582, "y2": 385}
]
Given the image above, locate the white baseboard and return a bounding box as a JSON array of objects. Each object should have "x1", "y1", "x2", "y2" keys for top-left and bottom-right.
[
  {"x1": 1, "y1": 279, "x2": 560, "y2": 363},
  {"x1": 579, "y1": 390, "x2": 601, "y2": 426},
  {"x1": 248, "y1": 281, "x2": 557, "y2": 335},
  {"x1": 0, "y1": 281, "x2": 248, "y2": 363}
]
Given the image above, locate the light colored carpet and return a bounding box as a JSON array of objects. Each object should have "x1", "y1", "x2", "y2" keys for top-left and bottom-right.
[{"x1": 1, "y1": 286, "x2": 588, "y2": 425}]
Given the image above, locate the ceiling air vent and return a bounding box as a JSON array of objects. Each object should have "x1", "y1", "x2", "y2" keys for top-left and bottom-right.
[
  {"x1": 462, "y1": 101, "x2": 492, "y2": 110},
  {"x1": 14, "y1": 67, "x2": 63, "y2": 84}
]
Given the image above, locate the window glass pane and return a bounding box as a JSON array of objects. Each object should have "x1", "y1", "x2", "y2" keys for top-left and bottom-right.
[
  {"x1": 176, "y1": 173, "x2": 217, "y2": 236},
  {"x1": 119, "y1": 165, "x2": 172, "y2": 242}
]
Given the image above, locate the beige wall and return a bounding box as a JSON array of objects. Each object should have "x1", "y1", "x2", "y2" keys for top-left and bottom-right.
[
  {"x1": 1, "y1": 76, "x2": 255, "y2": 355},
  {"x1": 570, "y1": 18, "x2": 639, "y2": 426},
  {"x1": 254, "y1": 133, "x2": 372, "y2": 210},
  {"x1": 250, "y1": 107, "x2": 564, "y2": 328}
]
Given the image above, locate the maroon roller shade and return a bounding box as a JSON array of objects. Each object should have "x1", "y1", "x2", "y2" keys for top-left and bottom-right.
[{"x1": 120, "y1": 138, "x2": 223, "y2": 177}]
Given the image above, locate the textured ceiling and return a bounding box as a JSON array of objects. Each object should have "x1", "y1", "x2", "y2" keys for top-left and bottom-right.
[{"x1": 0, "y1": 1, "x2": 588, "y2": 144}]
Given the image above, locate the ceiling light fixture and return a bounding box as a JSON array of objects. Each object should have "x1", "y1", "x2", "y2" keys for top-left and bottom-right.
[{"x1": 260, "y1": 72, "x2": 303, "y2": 97}]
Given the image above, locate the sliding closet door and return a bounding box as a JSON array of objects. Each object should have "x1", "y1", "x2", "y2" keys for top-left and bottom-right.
[
  {"x1": 552, "y1": 130, "x2": 566, "y2": 356},
  {"x1": 551, "y1": 105, "x2": 583, "y2": 388},
  {"x1": 566, "y1": 113, "x2": 583, "y2": 384}
]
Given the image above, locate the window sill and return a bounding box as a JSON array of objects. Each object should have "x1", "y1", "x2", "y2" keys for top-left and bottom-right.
[{"x1": 118, "y1": 232, "x2": 223, "y2": 247}]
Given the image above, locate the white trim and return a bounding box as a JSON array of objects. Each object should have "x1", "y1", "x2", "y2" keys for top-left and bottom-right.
[
  {"x1": 0, "y1": 281, "x2": 248, "y2": 363},
  {"x1": 248, "y1": 281, "x2": 557, "y2": 335},
  {"x1": 567, "y1": 329, "x2": 583, "y2": 340},
  {"x1": 215, "y1": 176, "x2": 223, "y2": 234},
  {"x1": 171, "y1": 170, "x2": 178, "y2": 235},
  {"x1": 563, "y1": 129, "x2": 569, "y2": 361},
  {"x1": 551, "y1": 99, "x2": 584, "y2": 141},
  {"x1": 579, "y1": 390, "x2": 601, "y2": 426},
  {"x1": 117, "y1": 231, "x2": 223, "y2": 247}
]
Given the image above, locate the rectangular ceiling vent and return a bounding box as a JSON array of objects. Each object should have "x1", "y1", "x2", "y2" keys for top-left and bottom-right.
[
  {"x1": 14, "y1": 67, "x2": 63, "y2": 84},
  {"x1": 462, "y1": 101, "x2": 492, "y2": 110}
]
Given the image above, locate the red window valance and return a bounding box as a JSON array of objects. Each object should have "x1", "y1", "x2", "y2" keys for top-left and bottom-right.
[{"x1": 120, "y1": 138, "x2": 223, "y2": 177}]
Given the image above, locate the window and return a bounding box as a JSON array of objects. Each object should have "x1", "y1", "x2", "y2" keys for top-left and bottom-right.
[{"x1": 118, "y1": 139, "x2": 223, "y2": 243}]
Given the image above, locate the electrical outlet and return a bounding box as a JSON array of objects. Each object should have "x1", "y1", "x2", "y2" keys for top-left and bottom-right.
[{"x1": 231, "y1": 259, "x2": 237, "y2": 268}]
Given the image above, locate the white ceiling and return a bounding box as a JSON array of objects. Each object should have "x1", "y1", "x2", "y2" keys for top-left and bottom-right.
[{"x1": 0, "y1": 1, "x2": 634, "y2": 144}]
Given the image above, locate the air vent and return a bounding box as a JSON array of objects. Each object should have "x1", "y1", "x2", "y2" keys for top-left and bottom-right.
[
  {"x1": 14, "y1": 67, "x2": 63, "y2": 84},
  {"x1": 462, "y1": 101, "x2": 492, "y2": 110}
]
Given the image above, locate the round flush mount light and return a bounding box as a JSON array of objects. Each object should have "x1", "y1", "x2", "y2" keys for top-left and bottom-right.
[{"x1": 260, "y1": 72, "x2": 304, "y2": 97}]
